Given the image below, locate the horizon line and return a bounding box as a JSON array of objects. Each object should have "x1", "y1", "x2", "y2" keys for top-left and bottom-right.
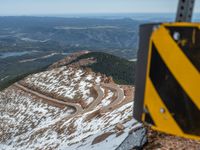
[
  {"x1": 0, "y1": 12, "x2": 185, "y2": 17},
  {"x1": 0, "y1": 12, "x2": 199, "y2": 18}
]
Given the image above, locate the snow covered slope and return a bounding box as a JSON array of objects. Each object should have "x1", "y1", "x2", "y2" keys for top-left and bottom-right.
[
  {"x1": 0, "y1": 52, "x2": 144, "y2": 150},
  {"x1": 21, "y1": 66, "x2": 102, "y2": 106}
]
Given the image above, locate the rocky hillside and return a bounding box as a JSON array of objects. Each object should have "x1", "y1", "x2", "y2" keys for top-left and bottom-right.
[
  {"x1": 1, "y1": 51, "x2": 199, "y2": 150},
  {"x1": 0, "y1": 51, "x2": 145, "y2": 150},
  {"x1": 50, "y1": 51, "x2": 136, "y2": 85}
]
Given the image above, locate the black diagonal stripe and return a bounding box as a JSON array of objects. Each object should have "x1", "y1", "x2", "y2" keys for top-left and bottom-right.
[
  {"x1": 149, "y1": 43, "x2": 200, "y2": 136},
  {"x1": 167, "y1": 26, "x2": 200, "y2": 72}
]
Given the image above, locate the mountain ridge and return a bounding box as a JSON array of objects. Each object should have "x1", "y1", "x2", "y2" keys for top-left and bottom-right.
[{"x1": 0, "y1": 51, "x2": 145, "y2": 149}]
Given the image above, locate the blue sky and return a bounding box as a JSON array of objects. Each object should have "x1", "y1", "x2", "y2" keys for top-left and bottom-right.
[{"x1": 0, "y1": 0, "x2": 199, "y2": 16}]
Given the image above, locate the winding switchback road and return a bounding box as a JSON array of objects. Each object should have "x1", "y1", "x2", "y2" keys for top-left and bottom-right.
[{"x1": 14, "y1": 82, "x2": 126, "y2": 126}]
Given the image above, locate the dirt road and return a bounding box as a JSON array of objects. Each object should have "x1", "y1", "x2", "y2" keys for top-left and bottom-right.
[
  {"x1": 14, "y1": 83, "x2": 83, "y2": 114},
  {"x1": 14, "y1": 82, "x2": 126, "y2": 130},
  {"x1": 101, "y1": 83, "x2": 124, "y2": 112}
]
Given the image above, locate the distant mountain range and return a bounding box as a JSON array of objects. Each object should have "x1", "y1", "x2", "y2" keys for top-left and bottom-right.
[{"x1": 0, "y1": 17, "x2": 139, "y2": 53}]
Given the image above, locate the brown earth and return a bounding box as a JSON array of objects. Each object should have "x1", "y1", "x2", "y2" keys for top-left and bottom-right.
[
  {"x1": 92, "y1": 132, "x2": 114, "y2": 145},
  {"x1": 49, "y1": 51, "x2": 90, "y2": 69},
  {"x1": 143, "y1": 127, "x2": 200, "y2": 150},
  {"x1": 13, "y1": 79, "x2": 133, "y2": 132}
]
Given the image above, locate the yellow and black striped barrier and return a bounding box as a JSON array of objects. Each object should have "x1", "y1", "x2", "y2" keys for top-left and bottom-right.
[{"x1": 134, "y1": 23, "x2": 200, "y2": 140}]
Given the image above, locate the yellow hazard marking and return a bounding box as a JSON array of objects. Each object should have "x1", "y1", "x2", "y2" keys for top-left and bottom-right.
[
  {"x1": 152, "y1": 26, "x2": 200, "y2": 110},
  {"x1": 144, "y1": 78, "x2": 183, "y2": 134}
]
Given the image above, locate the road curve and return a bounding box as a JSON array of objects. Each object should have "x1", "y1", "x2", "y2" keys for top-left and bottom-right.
[
  {"x1": 85, "y1": 85, "x2": 104, "y2": 112},
  {"x1": 14, "y1": 83, "x2": 105, "y2": 115},
  {"x1": 14, "y1": 83, "x2": 83, "y2": 114},
  {"x1": 101, "y1": 83, "x2": 124, "y2": 112},
  {"x1": 14, "y1": 82, "x2": 125, "y2": 114},
  {"x1": 12, "y1": 82, "x2": 126, "y2": 135}
]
